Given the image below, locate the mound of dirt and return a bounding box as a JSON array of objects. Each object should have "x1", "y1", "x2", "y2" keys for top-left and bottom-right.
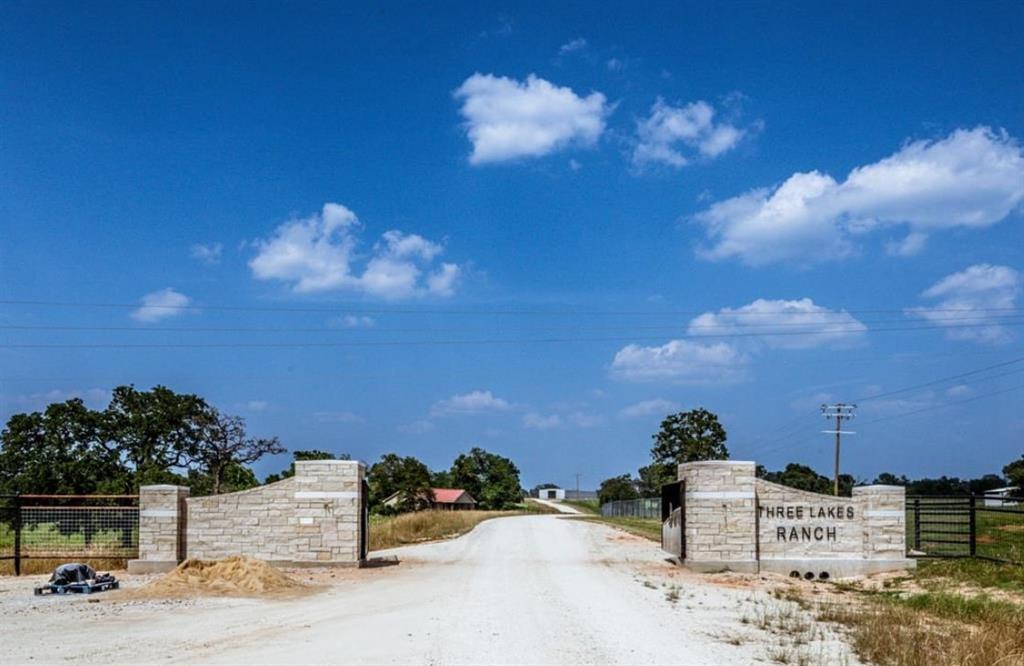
[{"x1": 131, "y1": 556, "x2": 308, "y2": 598}]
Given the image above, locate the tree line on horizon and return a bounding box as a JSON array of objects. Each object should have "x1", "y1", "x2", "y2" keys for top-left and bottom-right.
[
  {"x1": 596, "y1": 407, "x2": 1024, "y2": 506},
  {"x1": 0, "y1": 386, "x2": 526, "y2": 513}
]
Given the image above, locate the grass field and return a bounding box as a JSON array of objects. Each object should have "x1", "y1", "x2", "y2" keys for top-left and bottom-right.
[
  {"x1": 562, "y1": 499, "x2": 600, "y2": 514},
  {"x1": 0, "y1": 521, "x2": 136, "y2": 575},
  {"x1": 570, "y1": 515, "x2": 662, "y2": 542},
  {"x1": 906, "y1": 499, "x2": 1024, "y2": 562},
  {"x1": 368, "y1": 508, "x2": 546, "y2": 551}
]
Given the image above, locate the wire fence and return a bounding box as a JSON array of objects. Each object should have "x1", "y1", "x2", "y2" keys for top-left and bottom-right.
[
  {"x1": 600, "y1": 497, "x2": 660, "y2": 519},
  {"x1": 1, "y1": 495, "x2": 139, "y2": 575},
  {"x1": 907, "y1": 494, "x2": 1024, "y2": 564}
]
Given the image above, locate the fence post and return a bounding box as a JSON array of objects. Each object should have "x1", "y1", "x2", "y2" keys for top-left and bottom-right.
[
  {"x1": 13, "y1": 495, "x2": 22, "y2": 576},
  {"x1": 913, "y1": 498, "x2": 920, "y2": 551},
  {"x1": 968, "y1": 495, "x2": 977, "y2": 558}
]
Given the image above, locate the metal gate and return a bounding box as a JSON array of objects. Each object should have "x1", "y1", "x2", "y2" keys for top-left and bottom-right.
[
  {"x1": 1, "y1": 495, "x2": 139, "y2": 575},
  {"x1": 359, "y1": 479, "x2": 369, "y2": 560},
  {"x1": 660, "y1": 480, "x2": 685, "y2": 558},
  {"x1": 907, "y1": 494, "x2": 1024, "y2": 564}
]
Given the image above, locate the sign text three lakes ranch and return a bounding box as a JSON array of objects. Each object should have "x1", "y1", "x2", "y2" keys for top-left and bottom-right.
[{"x1": 758, "y1": 503, "x2": 856, "y2": 542}]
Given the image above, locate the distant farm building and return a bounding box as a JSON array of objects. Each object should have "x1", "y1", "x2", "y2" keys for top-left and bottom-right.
[
  {"x1": 537, "y1": 487, "x2": 566, "y2": 500},
  {"x1": 984, "y1": 486, "x2": 1020, "y2": 507},
  {"x1": 383, "y1": 487, "x2": 478, "y2": 511}
]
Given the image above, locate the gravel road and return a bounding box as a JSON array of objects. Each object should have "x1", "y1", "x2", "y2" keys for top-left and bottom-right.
[{"x1": 1, "y1": 515, "x2": 857, "y2": 665}]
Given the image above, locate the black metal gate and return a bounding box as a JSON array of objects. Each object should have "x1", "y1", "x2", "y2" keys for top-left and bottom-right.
[
  {"x1": 359, "y1": 479, "x2": 369, "y2": 560},
  {"x1": 1, "y1": 495, "x2": 140, "y2": 575},
  {"x1": 907, "y1": 494, "x2": 1024, "y2": 564},
  {"x1": 660, "y1": 480, "x2": 685, "y2": 558}
]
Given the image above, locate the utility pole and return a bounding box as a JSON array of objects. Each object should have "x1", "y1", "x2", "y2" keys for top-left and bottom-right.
[
  {"x1": 821, "y1": 403, "x2": 856, "y2": 496},
  {"x1": 574, "y1": 472, "x2": 582, "y2": 499}
]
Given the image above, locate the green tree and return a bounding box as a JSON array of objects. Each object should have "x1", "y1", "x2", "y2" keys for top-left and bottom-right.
[
  {"x1": 193, "y1": 411, "x2": 285, "y2": 494},
  {"x1": 650, "y1": 408, "x2": 729, "y2": 468},
  {"x1": 188, "y1": 462, "x2": 260, "y2": 496},
  {"x1": 264, "y1": 449, "x2": 344, "y2": 484},
  {"x1": 0, "y1": 399, "x2": 130, "y2": 495},
  {"x1": 103, "y1": 385, "x2": 214, "y2": 486},
  {"x1": 1003, "y1": 456, "x2": 1024, "y2": 495},
  {"x1": 636, "y1": 463, "x2": 675, "y2": 496},
  {"x1": 598, "y1": 474, "x2": 639, "y2": 505},
  {"x1": 449, "y1": 447, "x2": 522, "y2": 510},
  {"x1": 430, "y1": 469, "x2": 454, "y2": 488},
  {"x1": 872, "y1": 472, "x2": 909, "y2": 486},
  {"x1": 759, "y1": 463, "x2": 856, "y2": 496},
  {"x1": 368, "y1": 454, "x2": 434, "y2": 513}
]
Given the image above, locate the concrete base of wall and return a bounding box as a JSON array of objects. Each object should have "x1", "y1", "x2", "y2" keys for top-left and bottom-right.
[
  {"x1": 127, "y1": 559, "x2": 180, "y2": 574},
  {"x1": 684, "y1": 559, "x2": 759, "y2": 574},
  {"x1": 267, "y1": 560, "x2": 366, "y2": 569},
  {"x1": 759, "y1": 558, "x2": 917, "y2": 579}
]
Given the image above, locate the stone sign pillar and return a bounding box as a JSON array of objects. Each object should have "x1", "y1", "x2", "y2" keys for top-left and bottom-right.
[
  {"x1": 128, "y1": 484, "x2": 190, "y2": 574},
  {"x1": 678, "y1": 460, "x2": 758, "y2": 573},
  {"x1": 854, "y1": 485, "x2": 910, "y2": 564}
]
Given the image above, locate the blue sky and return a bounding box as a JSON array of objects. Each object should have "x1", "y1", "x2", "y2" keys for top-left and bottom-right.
[{"x1": 2, "y1": 1, "x2": 1023, "y2": 488}]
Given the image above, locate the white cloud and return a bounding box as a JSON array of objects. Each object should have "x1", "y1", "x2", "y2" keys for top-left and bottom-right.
[
  {"x1": 907, "y1": 264, "x2": 1021, "y2": 344},
  {"x1": 620, "y1": 398, "x2": 680, "y2": 418},
  {"x1": 610, "y1": 340, "x2": 750, "y2": 383},
  {"x1": 190, "y1": 242, "x2": 223, "y2": 264},
  {"x1": 606, "y1": 58, "x2": 624, "y2": 72},
  {"x1": 245, "y1": 400, "x2": 269, "y2": 412},
  {"x1": 454, "y1": 73, "x2": 609, "y2": 165},
  {"x1": 7, "y1": 388, "x2": 111, "y2": 412},
  {"x1": 946, "y1": 384, "x2": 975, "y2": 398},
  {"x1": 523, "y1": 412, "x2": 562, "y2": 430},
  {"x1": 430, "y1": 390, "x2": 513, "y2": 416},
  {"x1": 398, "y1": 419, "x2": 435, "y2": 434},
  {"x1": 696, "y1": 127, "x2": 1024, "y2": 266},
  {"x1": 313, "y1": 410, "x2": 365, "y2": 424},
  {"x1": 522, "y1": 410, "x2": 604, "y2": 429},
  {"x1": 632, "y1": 99, "x2": 747, "y2": 168},
  {"x1": 427, "y1": 263, "x2": 461, "y2": 297},
  {"x1": 884, "y1": 231, "x2": 928, "y2": 257},
  {"x1": 559, "y1": 37, "x2": 587, "y2": 54},
  {"x1": 331, "y1": 314, "x2": 376, "y2": 329},
  {"x1": 131, "y1": 288, "x2": 191, "y2": 323},
  {"x1": 687, "y1": 298, "x2": 867, "y2": 350},
  {"x1": 249, "y1": 203, "x2": 461, "y2": 299}
]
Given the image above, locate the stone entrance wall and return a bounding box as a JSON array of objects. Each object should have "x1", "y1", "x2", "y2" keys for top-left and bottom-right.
[
  {"x1": 677, "y1": 460, "x2": 914, "y2": 578},
  {"x1": 129, "y1": 459, "x2": 365, "y2": 573}
]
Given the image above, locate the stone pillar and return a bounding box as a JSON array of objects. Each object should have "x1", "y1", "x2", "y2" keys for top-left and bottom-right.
[
  {"x1": 853, "y1": 485, "x2": 916, "y2": 571},
  {"x1": 678, "y1": 460, "x2": 758, "y2": 573},
  {"x1": 292, "y1": 459, "x2": 366, "y2": 565},
  {"x1": 128, "y1": 485, "x2": 190, "y2": 574}
]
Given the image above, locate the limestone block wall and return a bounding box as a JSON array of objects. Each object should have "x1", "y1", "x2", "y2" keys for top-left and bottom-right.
[
  {"x1": 756, "y1": 480, "x2": 863, "y2": 560},
  {"x1": 675, "y1": 460, "x2": 914, "y2": 577},
  {"x1": 186, "y1": 459, "x2": 365, "y2": 566},
  {"x1": 128, "y1": 485, "x2": 189, "y2": 574},
  {"x1": 678, "y1": 461, "x2": 758, "y2": 573},
  {"x1": 853, "y1": 485, "x2": 907, "y2": 561}
]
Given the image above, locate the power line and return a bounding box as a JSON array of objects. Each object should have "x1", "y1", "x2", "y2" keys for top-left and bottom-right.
[
  {"x1": 860, "y1": 383, "x2": 1024, "y2": 425},
  {"x1": 0, "y1": 298, "x2": 1019, "y2": 318},
  {"x1": 4, "y1": 314, "x2": 1022, "y2": 335},
  {"x1": 4, "y1": 321, "x2": 1024, "y2": 350},
  {"x1": 852, "y1": 356, "x2": 1024, "y2": 403}
]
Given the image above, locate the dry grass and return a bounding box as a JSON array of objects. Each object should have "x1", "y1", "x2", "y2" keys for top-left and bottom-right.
[
  {"x1": 369, "y1": 510, "x2": 522, "y2": 551},
  {"x1": 818, "y1": 595, "x2": 1024, "y2": 666},
  {"x1": 0, "y1": 557, "x2": 128, "y2": 576}
]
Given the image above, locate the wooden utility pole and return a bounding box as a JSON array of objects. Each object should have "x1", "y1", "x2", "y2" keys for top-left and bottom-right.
[{"x1": 821, "y1": 403, "x2": 856, "y2": 496}]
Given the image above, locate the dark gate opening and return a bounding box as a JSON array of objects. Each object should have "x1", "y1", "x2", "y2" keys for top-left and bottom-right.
[
  {"x1": 359, "y1": 479, "x2": 369, "y2": 560},
  {"x1": 660, "y1": 480, "x2": 685, "y2": 559}
]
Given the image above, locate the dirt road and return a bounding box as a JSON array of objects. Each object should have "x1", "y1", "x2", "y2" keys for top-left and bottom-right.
[{"x1": 1, "y1": 515, "x2": 857, "y2": 665}]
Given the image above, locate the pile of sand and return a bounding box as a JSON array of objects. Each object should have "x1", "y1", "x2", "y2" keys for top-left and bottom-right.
[{"x1": 130, "y1": 556, "x2": 308, "y2": 598}]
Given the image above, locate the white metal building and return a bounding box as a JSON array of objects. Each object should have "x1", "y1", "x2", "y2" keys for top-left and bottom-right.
[{"x1": 538, "y1": 487, "x2": 566, "y2": 500}]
